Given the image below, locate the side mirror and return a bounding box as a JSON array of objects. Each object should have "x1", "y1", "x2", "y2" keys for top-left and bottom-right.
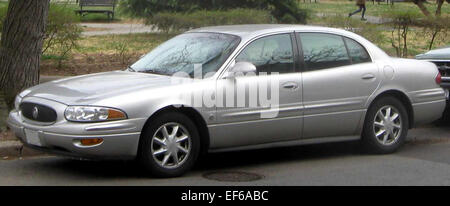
[{"x1": 224, "y1": 61, "x2": 257, "y2": 79}]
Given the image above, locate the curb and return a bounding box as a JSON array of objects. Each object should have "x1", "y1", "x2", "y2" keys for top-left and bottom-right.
[{"x1": 0, "y1": 140, "x2": 45, "y2": 159}]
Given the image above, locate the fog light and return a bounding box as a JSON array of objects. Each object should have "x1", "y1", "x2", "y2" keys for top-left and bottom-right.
[{"x1": 80, "y1": 138, "x2": 103, "y2": 146}]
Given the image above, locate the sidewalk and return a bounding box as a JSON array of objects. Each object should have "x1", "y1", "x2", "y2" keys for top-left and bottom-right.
[
  {"x1": 315, "y1": 12, "x2": 391, "y2": 24},
  {"x1": 81, "y1": 23, "x2": 159, "y2": 36}
]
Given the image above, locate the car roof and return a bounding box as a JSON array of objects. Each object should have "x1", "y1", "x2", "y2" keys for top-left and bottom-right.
[
  {"x1": 187, "y1": 24, "x2": 390, "y2": 61},
  {"x1": 187, "y1": 24, "x2": 343, "y2": 38}
]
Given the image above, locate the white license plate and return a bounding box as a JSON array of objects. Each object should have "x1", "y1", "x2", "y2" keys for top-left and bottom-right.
[{"x1": 24, "y1": 129, "x2": 41, "y2": 146}]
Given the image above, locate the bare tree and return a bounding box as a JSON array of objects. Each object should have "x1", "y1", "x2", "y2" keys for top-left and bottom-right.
[
  {"x1": 412, "y1": 0, "x2": 449, "y2": 17},
  {"x1": 0, "y1": 0, "x2": 50, "y2": 110}
]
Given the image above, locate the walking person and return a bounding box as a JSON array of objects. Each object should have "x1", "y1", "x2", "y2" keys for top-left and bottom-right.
[{"x1": 349, "y1": 0, "x2": 367, "y2": 21}]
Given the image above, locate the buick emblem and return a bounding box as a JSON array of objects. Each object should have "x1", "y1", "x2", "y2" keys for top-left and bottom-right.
[{"x1": 32, "y1": 106, "x2": 39, "y2": 119}]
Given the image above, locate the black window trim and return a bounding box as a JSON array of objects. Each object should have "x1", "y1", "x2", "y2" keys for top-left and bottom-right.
[
  {"x1": 343, "y1": 36, "x2": 372, "y2": 65},
  {"x1": 342, "y1": 36, "x2": 353, "y2": 65},
  {"x1": 295, "y1": 32, "x2": 373, "y2": 72},
  {"x1": 226, "y1": 32, "x2": 298, "y2": 76}
]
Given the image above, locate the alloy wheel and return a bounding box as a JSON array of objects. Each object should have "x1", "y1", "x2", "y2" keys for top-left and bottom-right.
[
  {"x1": 373, "y1": 105, "x2": 402, "y2": 146},
  {"x1": 151, "y1": 122, "x2": 191, "y2": 169}
]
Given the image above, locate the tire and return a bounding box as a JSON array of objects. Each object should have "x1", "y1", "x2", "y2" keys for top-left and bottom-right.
[
  {"x1": 138, "y1": 112, "x2": 200, "y2": 177},
  {"x1": 362, "y1": 96, "x2": 409, "y2": 154}
]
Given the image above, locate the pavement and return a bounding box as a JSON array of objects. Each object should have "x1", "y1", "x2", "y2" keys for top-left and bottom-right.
[
  {"x1": 0, "y1": 125, "x2": 449, "y2": 185},
  {"x1": 316, "y1": 13, "x2": 390, "y2": 24},
  {"x1": 80, "y1": 23, "x2": 158, "y2": 36}
]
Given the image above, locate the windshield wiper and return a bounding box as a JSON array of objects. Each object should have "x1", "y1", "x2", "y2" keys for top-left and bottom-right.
[
  {"x1": 127, "y1": 66, "x2": 136, "y2": 72},
  {"x1": 141, "y1": 68, "x2": 168, "y2": 75}
]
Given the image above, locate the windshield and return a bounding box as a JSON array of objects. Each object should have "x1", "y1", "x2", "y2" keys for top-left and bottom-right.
[{"x1": 130, "y1": 32, "x2": 240, "y2": 77}]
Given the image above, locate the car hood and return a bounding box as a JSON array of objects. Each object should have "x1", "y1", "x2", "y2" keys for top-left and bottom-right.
[
  {"x1": 416, "y1": 46, "x2": 450, "y2": 60},
  {"x1": 24, "y1": 71, "x2": 187, "y2": 105}
]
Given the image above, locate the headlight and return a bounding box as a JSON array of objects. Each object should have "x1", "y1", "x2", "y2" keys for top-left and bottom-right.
[
  {"x1": 14, "y1": 95, "x2": 22, "y2": 111},
  {"x1": 65, "y1": 106, "x2": 127, "y2": 122}
]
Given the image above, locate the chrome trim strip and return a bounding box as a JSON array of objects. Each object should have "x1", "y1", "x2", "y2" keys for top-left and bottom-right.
[
  {"x1": 42, "y1": 131, "x2": 141, "y2": 138},
  {"x1": 412, "y1": 99, "x2": 446, "y2": 106},
  {"x1": 222, "y1": 104, "x2": 304, "y2": 118},
  {"x1": 208, "y1": 115, "x2": 301, "y2": 127},
  {"x1": 304, "y1": 99, "x2": 362, "y2": 110},
  {"x1": 84, "y1": 122, "x2": 137, "y2": 131},
  {"x1": 303, "y1": 109, "x2": 365, "y2": 118}
]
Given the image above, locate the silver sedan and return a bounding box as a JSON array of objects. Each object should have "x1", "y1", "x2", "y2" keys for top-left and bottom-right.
[{"x1": 8, "y1": 25, "x2": 446, "y2": 177}]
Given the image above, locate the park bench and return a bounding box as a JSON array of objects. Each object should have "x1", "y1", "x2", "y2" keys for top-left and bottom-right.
[{"x1": 75, "y1": 0, "x2": 117, "y2": 20}]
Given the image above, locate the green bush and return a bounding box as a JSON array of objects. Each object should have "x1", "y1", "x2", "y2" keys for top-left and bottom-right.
[
  {"x1": 120, "y1": 0, "x2": 309, "y2": 24},
  {"x1": 147, "y1": 9, "x2": 274, "y2": 33},
  {"x1": 42, "y1": 3, "x2": 82, "y2": 67},
  {"x1": 383, "y1": 10, "x2": 422, "y2": 57},
  {"x1": 1, "y1": 3, "x2": 81, "y2": 66},
  {"x1": 418, "y1": 17, "x2": 450, "y2": 50}
]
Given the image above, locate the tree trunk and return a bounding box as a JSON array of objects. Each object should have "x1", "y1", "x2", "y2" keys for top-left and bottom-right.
[
  {"x1": 0, "y1": 0, "x2": 50, "y2": 110},
  {"x1": 436, "y1": 0, "x2": 444, "y2": 16},
  {"x1": 0, "y1": 91, "x2": 7, "y2": 131}
]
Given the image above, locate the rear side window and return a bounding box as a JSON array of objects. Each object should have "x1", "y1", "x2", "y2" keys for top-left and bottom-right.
[
  {"x1": 344, "y1": 37, "x2": 371, "y2": 64},
  {"x1": 298, "y1": 33, "x2": 351, "y2": 71}
]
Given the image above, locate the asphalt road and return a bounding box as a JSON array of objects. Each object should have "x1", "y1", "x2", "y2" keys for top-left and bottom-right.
[{"x1": 0, "y1": 125, "x2": 449, "y2": 186}]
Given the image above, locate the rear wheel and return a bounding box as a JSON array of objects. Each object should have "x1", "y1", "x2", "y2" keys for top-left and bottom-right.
[
  {"x1": 138, "y1": 112, "x2": 200, "y2": 177},
  {"x1": 362, "y1": 97, "x2": 409, "y2": 154}
]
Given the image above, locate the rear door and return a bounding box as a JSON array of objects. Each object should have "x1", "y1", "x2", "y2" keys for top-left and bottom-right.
[{"x1": 297, "y1": 32, "x2": 380, "y2": 138}]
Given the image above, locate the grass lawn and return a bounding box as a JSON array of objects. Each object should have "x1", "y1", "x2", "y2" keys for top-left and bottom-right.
[
  {"x1": 27, "y1": 0, "x2": 450, "y2": 75},
  {"x1": 75, "y1": 33, "x2": 173, "y2": 54},
  {"x1": 41, "y1": 33, "x2": 173, "y2": 76},
  {"x1": 299, "y1": 0, "x2": 450, "y2": 18},
  {"x1": 303, "y1": 1, "x2": 449, "y2": 57}
]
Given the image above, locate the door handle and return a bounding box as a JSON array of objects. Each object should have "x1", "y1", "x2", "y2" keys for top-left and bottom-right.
[
  {"x1": 362, "y1": 73, "x2": 375, "y2": 80},
  {"x1": 282, "y1": 82, "x2": 298, "y2": 90}
]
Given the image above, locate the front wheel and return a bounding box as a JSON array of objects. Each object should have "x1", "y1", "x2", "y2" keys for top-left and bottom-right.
[
  {"x1": 362, "y1": 97, "x2": 409, "y2": 154},
  {"x1": 138, "y1": 112, "x2": 200, "y2": 177}
]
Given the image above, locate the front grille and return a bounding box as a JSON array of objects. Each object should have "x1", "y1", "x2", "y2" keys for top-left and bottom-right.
[{"x1": 20, "y1": 102, "x2": 57, "y2": 123}]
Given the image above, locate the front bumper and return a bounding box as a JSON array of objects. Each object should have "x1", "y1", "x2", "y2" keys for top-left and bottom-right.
[{"x1": 7, "y1": 110, "x2": 145, "y2": 160}]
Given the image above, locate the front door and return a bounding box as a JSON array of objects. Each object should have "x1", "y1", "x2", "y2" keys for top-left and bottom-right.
[{"x1": 210, "y1": 33, "x2": 303, "y2": 149}]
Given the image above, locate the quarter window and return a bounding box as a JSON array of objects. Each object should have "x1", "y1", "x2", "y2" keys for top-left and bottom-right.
[
  {"x1": 344, "y1": 37, "x2": 371, "y2": 64},
  {"x1": 236, "y1": 34, "x2": 294, "y2": 74},
  {"x1": 299, "y1": 33, "x2": 351, "y2": 71}
]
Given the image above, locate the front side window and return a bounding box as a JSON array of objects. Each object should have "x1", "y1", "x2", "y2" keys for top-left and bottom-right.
[
  {"x1": 131, "y1": 33, "x2": 240, "y2": 77},
  {"x1": 344, "y1": 37, "x2": 371, "y2": 64},
  {"x1": 236, "y1": 34, "x2": 294, "y2": 74},
  {"x1": 299, "y1": 33, "x2": 351, "y2": 71}
]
